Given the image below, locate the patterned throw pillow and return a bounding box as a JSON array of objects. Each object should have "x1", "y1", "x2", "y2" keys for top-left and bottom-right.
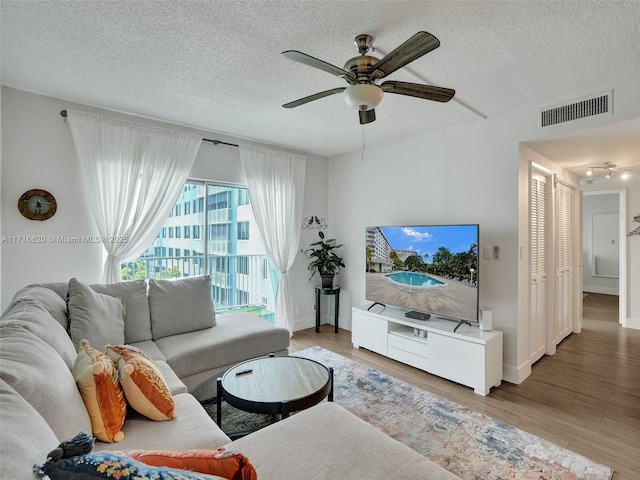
[
  {"x1": 40, "y1": 451, "x2": 229, "y2": 479},
  {"x1": 123, "y1": 448, "x2": 257, "y2": 480},
  {"x1": 105, "y1": 344, "x2": 175, "y2": 421},
  {"x1": 72, "y1": 340, "x2": 127, "y2": 443}
]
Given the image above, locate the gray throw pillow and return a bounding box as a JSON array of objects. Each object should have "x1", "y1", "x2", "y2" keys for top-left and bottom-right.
[
  {"x1": 90, "y1": 280, "x2": 152, "y2": 344},
  {"x1": 148, "y1": 275, "x2": 216, "y2": 340},
  {"x1": 67, "y1": 278, "x2": 126, "y2": 350}
]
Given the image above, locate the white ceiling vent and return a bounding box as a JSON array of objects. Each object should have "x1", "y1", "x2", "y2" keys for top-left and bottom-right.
[{"x1": 540, "y1": 90, "x2": 612, "y2": 128}]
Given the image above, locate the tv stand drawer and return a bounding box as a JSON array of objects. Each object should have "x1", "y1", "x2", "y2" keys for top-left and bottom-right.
[{"x1": 388, "y1": 345, "x2": 429, "y2": 371}]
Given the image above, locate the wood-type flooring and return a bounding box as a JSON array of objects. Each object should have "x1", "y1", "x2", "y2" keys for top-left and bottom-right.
[{"x1": 290, "y1": 293, "x2": 639, "y2": 480}]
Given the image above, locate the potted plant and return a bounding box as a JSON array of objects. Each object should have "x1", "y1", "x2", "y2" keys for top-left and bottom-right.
[{"x1": 305, "y1": 231, "x2": 345, "y2": 288}]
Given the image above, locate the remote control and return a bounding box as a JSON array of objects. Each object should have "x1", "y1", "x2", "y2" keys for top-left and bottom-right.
[{"x1": 235, "y1": 369, "x2": 253, "y2": 376}]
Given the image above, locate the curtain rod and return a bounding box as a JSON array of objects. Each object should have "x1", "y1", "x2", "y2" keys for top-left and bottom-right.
[{"x1": 59, "y1": 110, "x2": 239, "y2": 148}]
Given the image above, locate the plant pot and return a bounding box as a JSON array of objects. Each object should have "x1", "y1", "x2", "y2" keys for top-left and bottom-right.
[{"x1": 320, "y1": 274, "x2": 335, "y2": 289}]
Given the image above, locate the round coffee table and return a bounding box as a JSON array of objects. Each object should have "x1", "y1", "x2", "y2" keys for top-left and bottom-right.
[{"x1": 216, "y1": 354, "x2": 333, "y2": 436}]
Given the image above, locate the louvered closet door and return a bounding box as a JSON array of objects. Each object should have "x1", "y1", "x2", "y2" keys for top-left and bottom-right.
[
  {"x1": 529, "y1": 170, "x2": 548, "y2": 364},
  {"x1": 554, "y1": 182, "x2": 575, "y2": 344}
]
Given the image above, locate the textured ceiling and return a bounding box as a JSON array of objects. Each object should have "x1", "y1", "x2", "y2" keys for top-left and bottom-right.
[{"x1": 2, "y1": 0, "x2": 640, "y2": 171}]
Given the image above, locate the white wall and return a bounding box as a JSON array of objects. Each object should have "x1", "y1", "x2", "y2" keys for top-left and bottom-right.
[
  {"x1": 1, "y1": 88, "x2": 329, "y2": 325},
  {"x1": 328, "y1": 76, "x2": 640, "y2": 384},
  {"x1": 582, "y1": 193, "x2": 620, "y2": 294}
]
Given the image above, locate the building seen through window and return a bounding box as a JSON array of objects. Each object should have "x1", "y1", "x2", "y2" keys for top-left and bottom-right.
[{"x1": 122, "y1": 181, "x2": 276, "y2": 322}]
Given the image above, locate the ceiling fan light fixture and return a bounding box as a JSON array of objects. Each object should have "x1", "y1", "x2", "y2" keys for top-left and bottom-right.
[
  {"x1": 586, "y1": 168, "x2": 593, "y2": 176},
  {"x1": 343, "y1": 84, "x2": 383, "y2": 111}
]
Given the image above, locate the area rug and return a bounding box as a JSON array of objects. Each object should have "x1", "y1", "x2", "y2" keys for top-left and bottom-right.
[{"x1": 205, "y1": 347, "x2": 613, "y2": 480}]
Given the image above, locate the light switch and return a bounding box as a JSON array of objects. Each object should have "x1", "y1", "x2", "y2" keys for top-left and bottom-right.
[
  {"x1": 484, "y1": 246, "x2": 492, "y2": 259},
  {"x1": 493, "y1": 246, "x2": 500, "y2": 259}
]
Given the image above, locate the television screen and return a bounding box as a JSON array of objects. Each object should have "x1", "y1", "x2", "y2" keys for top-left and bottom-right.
[{"x1": 365, "y1": 224, "x2": 479, "y2": 322}]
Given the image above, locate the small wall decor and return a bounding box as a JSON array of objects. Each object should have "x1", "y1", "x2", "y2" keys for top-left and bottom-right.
[
  {"x1": 18, "y1": 189, "x2": 57, "y2": 221},
  {"x1": 628, "y1": 212, "x2": 640, "y2": 236},
  {"x1": 302, "y1": 216, "x2": 327, "y2": 230}
]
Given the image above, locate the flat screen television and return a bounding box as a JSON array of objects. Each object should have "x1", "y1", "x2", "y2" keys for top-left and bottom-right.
[{"x1": 365, "y1": 224, "x2": 479, "y2": 327}]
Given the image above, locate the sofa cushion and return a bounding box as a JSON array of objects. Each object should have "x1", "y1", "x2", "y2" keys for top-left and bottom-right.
[
  {"x1": 0, "y1": 296, "x2": 77, "y2": 368},
  {"x1": 128, "y1": 339, "x2": 167, "y2": 361},
  {"x1": 228, "y1": 402, "x2": 461, "y2": 480},
  {"x1": 155, "y1": 312, "x2": 290, "y2": 379},
  {"x1": 40, "y1": 450, "x2": 228, "y2": 480},
  {"x1": 0, "y1": 324, "x2": 92, "y2": 441},
  {"x1": 0, "y1": 379, "x2": 60, "y2": 480},
  {"x1": 124, "y1": 447, "x2": 257, "y2": 479},
  {"x1": 90, "y1": 280, "x2": 152, "y2": 343},
  {"x1": 68, "y1": 278, "x2": 126, "y2": 350},
  {"x1": 73, "y1": 340, "x2": 127, "y2": 443},
  {"x1": 10, "y1": 284, "x2": 69, "y2": 329},
  {"x1": 156, "y1": 360, "x2": 189, "y2": 396},
  {"x1": 105, "y1": 344, "x2": 175, "y2": 421},
  {"x1": 93, "y1": 393, "x2": 231, "y2": 452},
  {"x1": 148, "y1": 275, "x2": 216, "y2": 340},
  {"x1": 28, "y1": 281, "x2": 70, "y2": 302}
]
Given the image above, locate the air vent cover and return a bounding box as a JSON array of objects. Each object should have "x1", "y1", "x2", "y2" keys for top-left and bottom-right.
[{"x1": 540, "y1": 91, "x2": 612, "y2": 128}]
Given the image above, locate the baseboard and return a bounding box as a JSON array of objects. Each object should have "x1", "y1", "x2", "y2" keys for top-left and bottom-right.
[
  {"x1": 583, "y1": 285, "x2": 619, "y2": 296},
  {"x1": 622, "y1": 317, "x2": 640, "y2": 330},
  {"x1": 502, "y1": 360, "x2": 531, "y2": 385},
  {"x1": 293, "y1": 315, "x2": 315, "y2": 332}
]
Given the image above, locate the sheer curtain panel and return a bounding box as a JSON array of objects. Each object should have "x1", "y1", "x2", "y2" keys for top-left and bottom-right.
[
  {"x1": 239, "y1": 145, "x2": 306, "y2": 335},
  {"x1": 67, "y1": 111, "x2": 202, "y2": 283}
]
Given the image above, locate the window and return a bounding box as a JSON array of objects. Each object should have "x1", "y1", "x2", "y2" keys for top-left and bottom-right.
[
  {"x1": 238, "y1": 221, "x2": 249, "y2": 240},
  {"x1": 238, "y1": 189, "x2": 250, "y2": 206},
  {"x1": 238, "y1": 256, "x2": 249, "y2": 275},
  {"x1": 121, "y1": 181, "x2": 275, "y2": 321}
]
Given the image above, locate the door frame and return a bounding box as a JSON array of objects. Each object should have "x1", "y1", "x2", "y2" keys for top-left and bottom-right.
[{"x1": 582, "y1": 189, "x2": 627, "y2": 326}]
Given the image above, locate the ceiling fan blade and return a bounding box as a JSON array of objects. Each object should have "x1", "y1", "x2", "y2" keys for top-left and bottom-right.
[
  {"x1": 359, "y1": 109, "x2": 376, "y2": 124},
  {"x1": 381, "y1": 81, "x2": 455, "y2": 102},
  {"x1": 283, "y1": 87, "x2": 346, "y2": 109},
  {"x1": 282, "y1": 50, "x2": 356, "y2": 81},
  {"x1": 372, "y1": 31, "x2": 440, "y2": 79}
]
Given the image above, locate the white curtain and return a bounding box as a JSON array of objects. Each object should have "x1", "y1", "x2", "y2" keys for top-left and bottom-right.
[
  {"x1": 67, "y1": 110, "x2": 202, "y2": 283},
  {"x1": 239, "y1": 145, "x2": 306, "y2": 335}
]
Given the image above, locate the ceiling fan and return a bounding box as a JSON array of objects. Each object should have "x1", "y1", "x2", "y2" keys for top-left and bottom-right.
[{"x1": 282, "y1": 31, "x2": 455, "y2": 124}]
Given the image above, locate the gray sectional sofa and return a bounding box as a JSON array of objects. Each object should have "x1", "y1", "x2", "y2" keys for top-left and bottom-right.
[{"x1": 0, "y1": 276, "x2": 460, "y2": 479}]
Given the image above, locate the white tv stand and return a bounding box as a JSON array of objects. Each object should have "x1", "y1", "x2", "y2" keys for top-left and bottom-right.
[{"x1": 352, "y1": 305, "x2": 503, "y2": 395}]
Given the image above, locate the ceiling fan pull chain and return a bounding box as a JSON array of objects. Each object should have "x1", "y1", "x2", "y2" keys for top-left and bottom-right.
[{"x1": 361, "y1": 124, "x2": 366, "y2": 162}]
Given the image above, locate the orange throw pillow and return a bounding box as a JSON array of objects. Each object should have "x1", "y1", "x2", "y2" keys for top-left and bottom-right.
[
  {"x1": 124, "y1": 448, "x2": 257, "y2": 480},
  {"x1": 72, "y1": 339, "x2": 126, "y2": 443},
  {"x1": 105, "y1": 344, "x2": 175, "y2": 421}
]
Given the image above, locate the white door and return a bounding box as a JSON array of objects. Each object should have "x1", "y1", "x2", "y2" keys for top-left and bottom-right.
[
  {"x1": 529, "y1": 169, "x2": 548, "y2": 363},
  {"x1": 554, "y1": 181, "x2": 576, "y2": 345}
]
